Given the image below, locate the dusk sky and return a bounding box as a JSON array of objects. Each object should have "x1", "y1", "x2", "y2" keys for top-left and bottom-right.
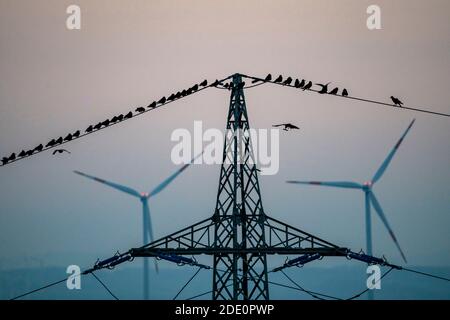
[{"x1": 0, "y1": 0, "x2": 449, "y2": 297}]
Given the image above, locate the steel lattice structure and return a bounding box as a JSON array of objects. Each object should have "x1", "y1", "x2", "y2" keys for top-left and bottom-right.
[{"x1": 130, "y1": 73, "x2": 348, "y2": 300}]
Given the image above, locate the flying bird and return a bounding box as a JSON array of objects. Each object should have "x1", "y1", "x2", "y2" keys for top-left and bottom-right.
[
  {"x1": 302, "y1": 81, "x2": 312, "y2": 90},
  {"x1": 200, "y1": 79, "x2": 208, "y2": 86},
  {"x1": 329, "y1": 87, "x2": 339, "y2": 95},
  {"x1": 274, "y1": 75, "x2": 283, "y2": 83},
  {"x1": 264, "y1": 74, "x2": 272, "y2": 82},
  {"x1": 86, "y1": 125, "x2": 93, "y2": 133},
  {"x1": 391, "y1": 96, "x2": 403, "y2": 107},
  {"x1": 272, "y1": 123, "x2": 300, "y2": 131},
  {"x1": 316, "y1": 82, "x2": 331, "y2": 94},
  {"x1": 342, "y1": 88, "x2": 349, "y2": 97},
  {"x1": 283, "y1": 77, "x2": 293, "y2": 85},
  {"x1": 52, "y1": 149, "x2": 71, "y2": 155},
  {"x1": 135, "y1": 107, "x2": 145, "y2": 113}
]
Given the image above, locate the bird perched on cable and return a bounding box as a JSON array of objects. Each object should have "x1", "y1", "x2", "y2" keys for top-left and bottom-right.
[
  {"x1": 148, "y1": 101, "x2": 157, "y2": 109},
  {"x1": 274, "y1": 75, "x2": 283, "y2": 83},
  {"x1": 135, "y1": 107, "x2": 145, "y2": 113},
  {"x1": 102, "y1": 119, "x2": 110, "y2": 127},
  {"x1": 52, "y1": 149, "x2": 71, "y2": 155},
  {"x1": 264, "y1": 74, "x2": 272, "y2": 82},
  {"x1": 93, "y1": 122, "x2": 102, "y2": 130},
  {"x1": 391, "y1": 96, "x2": 403, "y2": 107},
  {"x1": 158, "y1": 97, "x2": 166, "y2": 104},
  {"x1": 316, "y1": 82, "x2": 331, "y2": 94},
  {"x1": 272, "y1": 123, "x2": 300, "y2": 131},
  {"x1": 46, "y1": 139, "x2": 56, "y2": 147},
  {"x1": 85, "y1": 125, "x2": 93, "y2": 133},
  {"x1": 25, "y1": 150, "x2": 34, "y2": 156},
  {"x1": 329, "y1": 87, "x2": 339, "y2": 95},
  {"x1": 18, "y1": 150, "x2": 26, "y2": 157},
  {"x1": 55, "y1": 137, "x2": 63, "y2": 144},
  {"x1": 8, "y1": 153, "x2": 16, "y2": 161},
  {"x1": 283, "y1": 77, "x2": 293, "y2": 86},
  {"x1": 167, "y1": 93, "x2": 175, "y2": 101},
  {"x1": 191, "y1": 84, "x2": 199, "y2": 91},
  {"x1": 73, "y1": 130, "x2": 80, "y2": 138},
  {"x1": 64, "y1": 133, "x2": 73, "y2": 142},
  {"x1": 116, "y1": 114, "x2": 124, "y2": 122},
  {"x1": 294, "y1": 79, "x2": 301, "y2": 88},
  {"x1": 342, "y1": 88, "x2": 349, "y2": 97},
  {"x1": 302, "y1": 81, "x2": 312, "y2": 90},
  {"x1": 1, "y1": 157, "x2": 8, "y2": 165},
  {"x1": 200, "y1": 79, "x2": 208, "y2": 87},
  {"x1": 124, "y1": 111, "x2": 133, "y2": 119}
]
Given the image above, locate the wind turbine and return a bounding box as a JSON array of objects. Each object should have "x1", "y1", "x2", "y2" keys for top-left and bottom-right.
[
  {"x1": 74, "y1": 152, "x2": 202, "y2": 300},
  {"x1": 287, "y1": 119, "x2": 415, "y2": 264}
]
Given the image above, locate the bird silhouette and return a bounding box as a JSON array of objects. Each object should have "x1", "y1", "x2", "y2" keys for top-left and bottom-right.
[
  {"x1": 110, "y1": 116, "x2": 118, "y2": 123},
  {"x1": 175, "y1": 92, "x2": 181, "y2": 99},
  {"x1": 86, "y1": 125, "x2": 93, "y2": 133},
  {"x1": 299, "y1": 79, "x2": 306, "y2": 88},
  {"x1": 274, "y1": 75, "x2": 283, "y2": 83},
  {"x1": 46, "y1": 139, "x2": 56, "y2": 147},
  {"x1": 52, "y1": 149, "x2": 71, "y2": 155},
  {"x1": 102, "y1": 119, "x2": 110, "y2": 127},
  {"x1": 329, "y1": 87, "x2": 339, "y2": 95},
  {"x1": 264, "y1": 74, "x2": 272, "y2": 82},
  {"x1": 391, "y1": 96, "x2": 403, "y2": 107},
  {"x1": 224, "y1": 83, "x2": 230, "y2": 89},
  {"x1": 168, "y1": 93, "x2": 175, "y2": 101},
  {"x1": 200, "y1": 80, "x2": 208, "y2": 86},
  {"x1": 73, "y1": 130, "x2": 80, "y2": 138},
  {"x1": 8, "y1": 153, "x2": 16, "y2": 161},
  {"x1": 342, "y1": 88, "x2": 349, "y2": 97},
  {"x1": 186, "y1": 88, "x2": 193, "y2": 95},
  {"x1": 294, "y1": 79, "x2": 301, "y2": 88},
  {"x1": 158, "y1": 97, "x2": 166, "y2": 104},
  {"x1": 191, "y1": 84, "x2": 199, "y2": 91},
  {"x1": 1, "y1": 157, "x2": 8, "y2": 165},
  {"x1": 25, "y1": 150, "x2": 34, "y2": 156},
  {"x1": 272, "y1": 123, "x2": 300, "y2": 131},
  {"x1": 316, "y1": 82, "x2": 331, "y2": 94},
  {"x1": 117, "y1": 114, "x2": 124, "y2": 121},
  {"x1": 135, "y1": 107, "x2": 145, "y2": 113},
  {"x1": 55, "y1": 137, "x2": 63, "y2": 144},
  {"x1": 64, "y1": 133, "x2": 73, "y2": 142},
  {"x1": 148, "y1": 101, "x2": 157, "y2": 108},
  {"x1": 93, "y1": 122, "x2": 102, "y2": 130},
  {"x1": 283, "y1": 77, "x2": 293, "y2": 85},
  {"x1": 303, "y1": 81, "x2": 312, "y2": 90},
  {"x1": 211, "y1": 80, "x2": 220, "y2": 87},
  {"x1": 34, "y1": 144, "x2": 43, "y2": 152},
  {"x1": 18, "y1": 150, "x2": 26, "y2": 157},
  {"x1": 124, "y1": 111, "x2": 133, "y2": 119}
]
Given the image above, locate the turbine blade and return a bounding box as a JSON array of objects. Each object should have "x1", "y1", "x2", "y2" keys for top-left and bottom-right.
[
  {"x1": 144, "y1": 200, "x2": 159, "y2": 273},
  {"x1": 372, "y1": 119, "x2": 415, "y2": 184},
  {"x1": 286, "y1": 180, "x2": 362, "y2": 189},
  {"x1": 148, "y1": 152, "x2": 203, "y2": 198},
  {"x1": 73, "y1": 170, "x2": 141, "y2": 198},
  {"x1": 369, "y1": 192, "x2": 407, "y2": 263}
]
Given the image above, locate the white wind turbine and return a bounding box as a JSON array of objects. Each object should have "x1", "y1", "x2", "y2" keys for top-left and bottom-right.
[
  {"x1": 74, "y1": 153, "x2": 202, "y2": 300},
  {"x1": 287, "y1": 119, "x2": 415, "y2": 263}
]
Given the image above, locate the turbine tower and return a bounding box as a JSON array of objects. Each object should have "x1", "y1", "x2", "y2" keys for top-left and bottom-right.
[
  {"x1": 287, "y1": 119, "x2": 415, "y2": 299},
  {"x1": 74, "y1": 153, "x2": 200, "y2": 299}
]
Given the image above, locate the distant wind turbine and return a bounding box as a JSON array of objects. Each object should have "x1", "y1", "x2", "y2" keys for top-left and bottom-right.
[
  {"x1": 74, "y1": 152, "x2": 202, "y2": 300},
  {"x1": 287, "y1": 119, "x2": 415, "y2": 265}
]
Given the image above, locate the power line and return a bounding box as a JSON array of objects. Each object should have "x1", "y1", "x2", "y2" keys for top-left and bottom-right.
[
  {"x1": 346, "y1": 267, "x2": 394, "y2": 300},
  {"x1": 401, "y1": 267, "x2": 450, "y2": 283},
  {"x1": 240, "y1": 74, "x2": 450, "y2": 118},
  {"x1": 0, "y1": 75, "x2": 232, "y2": 168},
  {"x1": 91, "y1": 272, "x2": 119, "y2": 300},
  {"x1": 10, "y1": 275, "x2": 70, "y2": 300},
  {"x1": 173, "y1": 267, "x2": 203, "y2": 300}
]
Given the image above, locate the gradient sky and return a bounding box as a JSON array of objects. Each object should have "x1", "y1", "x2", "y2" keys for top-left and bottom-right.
[{"x1": 0, "y1": 0, "x2": 449, "y2": 278}]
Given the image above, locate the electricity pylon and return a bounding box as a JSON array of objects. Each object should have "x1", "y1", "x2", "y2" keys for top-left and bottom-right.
[{"x1": 130, "y1": 73, "x2": 348, "y2": 300}]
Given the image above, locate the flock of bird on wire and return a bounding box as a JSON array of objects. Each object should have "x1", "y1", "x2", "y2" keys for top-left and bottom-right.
[{"x1": 0, "y1": 73, "x2": 405, "y2": 166}]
